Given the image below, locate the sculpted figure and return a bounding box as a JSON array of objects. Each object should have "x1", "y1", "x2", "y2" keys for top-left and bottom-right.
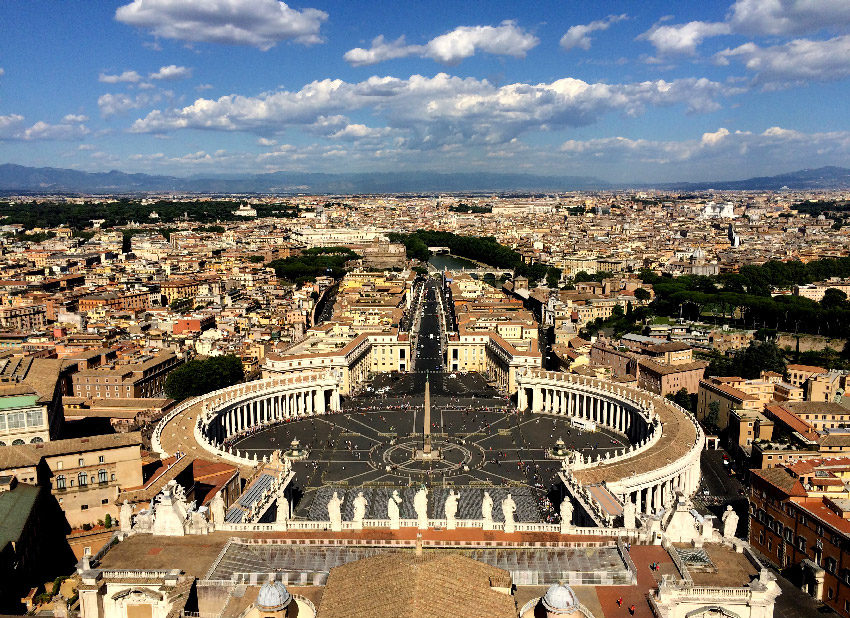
[
  {"x1": 352, "y1": 491, "x2": 368, "y2": 529},
  {"x1": 559, "y1": 497, "x2": 573, "y2": 533},
  {"x1": 444, "y1": 490, "x2": 459, "y2": 530},
  {"x1": 502, "y1": 493, "x2": 517, "y2": 534},
  {"x1": 327, "y1": 491, "x2": 343, "y2": 532},
  {"x1": 120, "y1": 500, "x2": 133, "y2": 533},
  {"x1": 388, "y1": 490, "x2": 402, "y2": 529},
  {"x1": 481, "y1": 491, "x2": 494, "y2": 529},
  {"x1": 721, "y1": 505, "x2": 739, "y2": 539},
  {"x1": 623, "y1": 499, "x2": 637, "y2": 529},
  {"x1": 414, "y1": 486, "x2": 429, "y2": 530}
]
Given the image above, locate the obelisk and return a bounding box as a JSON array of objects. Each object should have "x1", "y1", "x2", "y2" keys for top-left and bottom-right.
[{"x1": 423, "y1": 376, "x2": 432, "y2": 455}]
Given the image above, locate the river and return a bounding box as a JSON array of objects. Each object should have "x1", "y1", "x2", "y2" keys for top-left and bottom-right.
[{"x1": 428, "y1": 253, "x2": 478, "y2": 270}]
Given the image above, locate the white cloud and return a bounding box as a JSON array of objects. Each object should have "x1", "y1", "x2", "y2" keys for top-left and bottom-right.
[
  {"x1": 257, "y1": 137, "x2": 277, "y2": 146},
  {"x1": 639, "y1": 21, "x2": 731, "y2": 56},
  {"x1": 115, "y1": 0, "x2": 328, "y2": 50},
  {"x1": 149, "y1": 64, "x2": 192, "y2": 80},
  {"x1": 701, "y1": 127, "x2": 730, "y2": 145},
  {"x1": 344, "y1": 21, "x2": 538, "y2": 66},
  {"x1": 727, "y1": 0, "x2": 850, "y2": 36},
  {"x1": 560, "y1": 14, "x2": 627, "y2": 51},
  {"x1": 99, "y1": 70, "x2": 142, "y2": 83},
  {"x1": 195, "y1": 83, "x2": 213, "y2": 91},
  {"x1": 129, "y1": 73, "x2": 736, "y2": 148},
  {"x1": 557, "y1": 125, "x2": 850, "y2": 180},
  {"x1": 0, "y1": 68, "x2": 4, "y2": 76},
  {"x1": 98, "y1": 92, "x2": 162, "y2": 117},
  {"x1": 330, "y1": 124, "x2": 395, "y2": 140},
  {"x1": 0, "y1": 114, "x2": 89, "y2": 141},
  {"x1": 716, "y1": 34, "x2": 850, "y2": 86}
]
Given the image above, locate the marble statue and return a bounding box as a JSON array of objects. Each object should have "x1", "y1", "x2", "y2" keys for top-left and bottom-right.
[
  {"x1": 352, "y1": 491, "x2": 368, "y2": 529},
  {"x1": 414, "y1": 486, "x2": 429, "y2": 530},
  {"x1": 559, "y1": 497, "x2": 573, "y2": 533},
  {"x1": 502, "y1": 493, "x2": 517, "y2": 534},
  {"x1": 722, "y1": 505, "x2": 739, "y2": 539},
  {"x1": 388, "y1": 490, "x2": 402, "y2": 529},
  {"x1": 481, "y1": 491, "x2": 494, "y2": 530},
  {"x1": 328, "y1": 492, "x2": 343, "y2": 532},
  {"x1": 210, "y1": 491, "x2": 226, "y2": 524},
  {"x1": 444, "y1": 490, "x2": 458, "y2": 530},
  {"x1": 119, "y1": 500, "x2": 133, "y2": 533},
  {"x1": 623, "y1": 499, "x2": 637, "y2": 529}
]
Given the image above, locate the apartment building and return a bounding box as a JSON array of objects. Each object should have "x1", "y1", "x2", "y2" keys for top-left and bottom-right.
[{"x1": 71, "y1": 351, "x2": 181, "y2": 399}]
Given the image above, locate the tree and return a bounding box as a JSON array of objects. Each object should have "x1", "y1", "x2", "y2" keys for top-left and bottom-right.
[
  {"x1": 706, "y1": 401, "x2": 721, "y2": 430},
  {"x1": 165, "y1": 355, "x2": 245, "y2": 401},
  {"x1": 104, "y1": 514, "x2": 112, "y2": 528},
  {"x1": 634, "y1": 288, "x2": 651, "y2": 303},
  {"x1": 822, "y1": 288, "x2": 848, "y2": 309}
]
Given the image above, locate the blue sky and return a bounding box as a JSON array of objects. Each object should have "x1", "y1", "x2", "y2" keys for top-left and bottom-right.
[{"x1": 3, "y1": 0, "x2": 850, "y2": 183}]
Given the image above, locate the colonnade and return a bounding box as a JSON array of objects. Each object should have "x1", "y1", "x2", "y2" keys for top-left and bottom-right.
[
  {"x1": 192, "y1": 373, "x2": 343, "y2": 455},
  {"x1": 205, "y1": 386, "x2": 340, "y2": 443},
  {"x1": 516, "y1": 369, "x2": 704, "y2": 520},
  {"x1": 519, "y1": 383, "x2": 651, "y2": 443}
]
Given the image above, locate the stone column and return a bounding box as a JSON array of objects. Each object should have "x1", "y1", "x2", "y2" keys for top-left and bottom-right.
[
  {"x1": 532, "y1": 387, "x2": 542, "y2": 413},
  {"x1": 315, "y1": 389, "x2": 325, "y2": 415}
]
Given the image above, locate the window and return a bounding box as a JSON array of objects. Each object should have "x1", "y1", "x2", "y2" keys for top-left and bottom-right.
[
  {"x1": 102, "y1": 498, "x2": 109, "y2": 505},
  {"x1": 78, "y1": 458, "x2": 84, "y2": 467},
  {"x1": 797, "y1": 536, "x2": 807, "y2": 552},
  {"x1": 57, "y1": 461, "x2": 63, "y2": 470},
  {"x1": 26, "y1": 410, "x2": 42, "y2": 427},
  {"x1": 81, "y1": 504, "x2": 88, "y2": 510},
  {"x1": 98, "y1": 455, "x2": 104, "y2": 463},
  {"x1": 826, "y1": 557, "x2": 837, "y2": 574},
  {"x1": 78, "y1": 472, "x2": 88, "y2": 487},
  {"x1": 98, "y1": 469, "x2": 108, "y2": 484},
  {"x1": 55, "y1": 475, "x2": 66, "y2": 490}
]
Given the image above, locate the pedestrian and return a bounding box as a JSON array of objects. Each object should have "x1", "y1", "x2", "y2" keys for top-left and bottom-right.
[
  {"x1": 616, "y1": 597, "x2": 622, "y2": 607},
  {"x1": 629, "y1": 604, "x2": 635, "y2": 615}
]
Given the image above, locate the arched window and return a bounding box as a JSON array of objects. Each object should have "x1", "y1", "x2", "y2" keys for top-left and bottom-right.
[
  {"x1": 30, "y1": 437, "x2": 43, "y2": 443},
  {"x1": 11, "y1": 439, "x2": 24, "y2": 445},
  {"x1": 98, "y1": 469, "x2": 108, "y2": 484},
  {"x1": 0, "y1": 441, "x2": 5, "y2": 446},
  {"x1": 78, "y1": 472, "x2": 88, "y2": 487},
  {"x1": 56, "y1": 475, "x2": 66, "y2": 490}
]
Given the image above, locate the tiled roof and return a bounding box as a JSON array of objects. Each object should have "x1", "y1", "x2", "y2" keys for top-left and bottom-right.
[{"x1": 319, "y1": 552, "x2": 517, "y2": 618}]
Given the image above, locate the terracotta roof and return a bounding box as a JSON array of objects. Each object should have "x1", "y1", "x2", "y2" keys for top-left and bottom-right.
[
  {"x1": 764, "y1": 404, "x2": 818, "y2": 440},
  {"x1": 318, "y1": 552, "x2": 517, "y2": 618},
  {"x1": 751, "y1": 467, "x2": 806, "y2": 496},
  {"x1": 787, "y1": 364, "x2": 827, "y2": 374}
]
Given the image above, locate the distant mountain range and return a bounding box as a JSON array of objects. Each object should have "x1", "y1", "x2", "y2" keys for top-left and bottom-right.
[{"x1": 2, "y1": 162, "x2": 850, "y2": 194}]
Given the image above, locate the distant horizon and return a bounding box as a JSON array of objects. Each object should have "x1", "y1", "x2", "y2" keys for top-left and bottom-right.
[
  {"x1": 3, "y1": 2, "x2": 850, "y2": 183},
  {"x1": 3, "y1": 161, "x2": 850, "y2": 194}
]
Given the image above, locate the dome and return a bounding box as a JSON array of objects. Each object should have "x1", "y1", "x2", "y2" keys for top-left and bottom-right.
[
  {"x1": 542, "y1": 583, "x2": 579, "y2": 613},
  {"x1": 257, "y1": 581, "x2": 291, "y2": 611}
]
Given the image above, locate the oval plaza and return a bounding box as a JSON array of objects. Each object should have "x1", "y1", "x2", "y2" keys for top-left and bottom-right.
[{"x1": 97, "y1": 271, "x2": 779, "y2": 618}]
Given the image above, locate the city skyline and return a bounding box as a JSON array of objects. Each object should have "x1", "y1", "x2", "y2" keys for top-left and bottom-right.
[{"x1": 3, "y1": 0, "x2": 850, "y2": 182}]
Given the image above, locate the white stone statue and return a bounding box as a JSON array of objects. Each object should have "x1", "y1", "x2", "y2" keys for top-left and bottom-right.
[
  {"x1": 481, "y1": 491, "x2": 494, "y2": 530},
  {"x1": 414, "y1": 486, "x2": 429, "y2": 530},
  {"x1": 328, "y1": 491, "x2": 343, "y2": 532},
  {"x1": 210, "y1": 491, "x2": 226, "y2": 524},
  {"x1": 120, "y1": 500, "x2": 133, "y2": 533},
  {"x1": 444, "y1": 490, "x2": 458, "y2": 530},
  {"x1": 502, "y1": 493, "x2": 517, "y2": 534},
  {"x1": 721, "y1": 505, "x2": 739, "y2": 539},
  {"x1": 352, "y1": 491, "x2": 368, "y2": 530},
  {"x1": 623, "y1": 499, "x2": 637, "y2": 529},
  {"x1": 388, "y1": 490, "x2": 402, "y2": 529},
  {"x1": 663, "y1": 488, "x2": 674, "y2": 511},
  {"x1": 559, "y1": 497, "x2": 573, "y2": 533}
]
